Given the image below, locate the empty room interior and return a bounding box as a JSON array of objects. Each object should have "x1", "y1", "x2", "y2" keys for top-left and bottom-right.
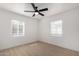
[{"x1": 0, "y1": 3, "x2": 79, "y2": 56}]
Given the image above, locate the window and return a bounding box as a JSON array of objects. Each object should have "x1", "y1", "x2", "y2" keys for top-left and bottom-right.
[
  {"x1": 11, "y1": 20, "x2": 25, "y2": 36},
  {"x1": 50, "y1": 20, "x2": 62, "y2": 36}
]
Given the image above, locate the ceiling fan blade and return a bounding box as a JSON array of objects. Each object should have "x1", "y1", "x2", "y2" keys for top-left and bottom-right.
[
  {"x1": 32, "y1": 13, "x2": 35, "y2": 17},
  {"x1": 24, "y1": 10, "x2": 35, "y2": 12},
  {"x1": 38, "y1": 12, "x2": 44, "y2": 16},
  {"x1": 31, "y1": 3, "x2": 36, "y2": 10},
  {"x1": 39, "y1": 8, "x2": 48, "y2": 12}
]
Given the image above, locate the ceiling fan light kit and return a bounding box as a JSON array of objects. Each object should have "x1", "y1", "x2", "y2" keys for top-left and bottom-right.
[{"x1": 35, "y1": 12, "x2": 39, "y2": 15}]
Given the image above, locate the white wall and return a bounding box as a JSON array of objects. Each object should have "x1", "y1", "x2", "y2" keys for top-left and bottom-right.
[
  {"x1": 39, "y1": 7, "x2": 79, "y2": 52},
  {"x1": 0, "y1": 9, "x2": 38, "y2": 50}
]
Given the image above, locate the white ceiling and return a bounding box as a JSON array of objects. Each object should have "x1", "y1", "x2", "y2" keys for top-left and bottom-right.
[{"x1": 0, "y1": 3, "x2": 79, "y2": 19}]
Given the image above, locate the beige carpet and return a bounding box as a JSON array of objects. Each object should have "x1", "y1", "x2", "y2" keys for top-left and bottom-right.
[{"x1": 0, "y1": 41, "x2": 79, "y2": 56}]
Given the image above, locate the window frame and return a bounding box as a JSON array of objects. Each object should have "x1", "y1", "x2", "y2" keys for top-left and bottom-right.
[
  {"x1": 50, "y1": 20, "x2": 63, "y2": 37},
  {"x1": 11, "y1": 20, "x2": 25, "y2": 37}
]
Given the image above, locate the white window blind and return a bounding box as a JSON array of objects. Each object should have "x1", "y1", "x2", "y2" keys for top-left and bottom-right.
[
  {"x1": 50, "y1": 20, "x2": 62, "y2": 36},
  {"x1": 11, "y1": 20, "x2": 25, "y2": 36}
]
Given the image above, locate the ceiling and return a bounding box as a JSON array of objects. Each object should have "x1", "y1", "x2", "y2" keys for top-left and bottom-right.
[{"x1": 0, "y1": 3, "x2": 79, "y2": 19}]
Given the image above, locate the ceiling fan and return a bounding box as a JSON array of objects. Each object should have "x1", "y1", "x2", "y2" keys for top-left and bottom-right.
[{"x1": 24, "y1": 3, "x2": 48, "y2": 17}]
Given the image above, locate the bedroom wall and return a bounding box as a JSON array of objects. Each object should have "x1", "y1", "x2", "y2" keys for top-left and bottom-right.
[
  {"x1": 39, "y1": 7, "x2": 79, "y2": 52},
  {"x1": 0, "y1": 8, "x2": 38, "y2": 50}
]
